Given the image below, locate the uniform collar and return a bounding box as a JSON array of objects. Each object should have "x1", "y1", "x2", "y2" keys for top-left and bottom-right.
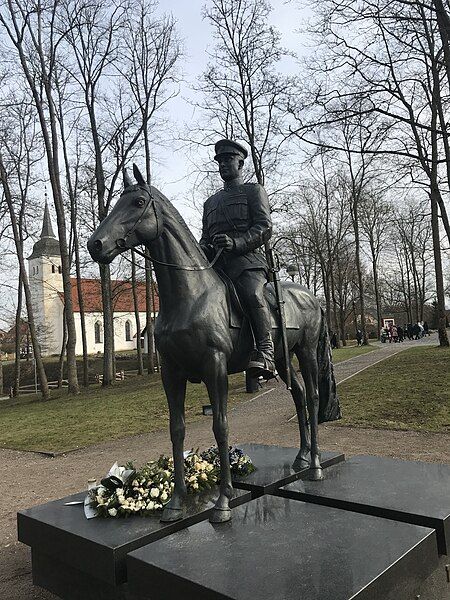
[{"x1": 224, "y1": 176, "x2": 244, "y2": 191}]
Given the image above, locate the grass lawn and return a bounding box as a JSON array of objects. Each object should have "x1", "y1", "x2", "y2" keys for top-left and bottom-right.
[
  {"x1": 0, "y1": 373, "x2": 256, "y2": 453},
  {"x1": 336, "y1": 346, "x2": 450, "y2": 432},
  {"x1": 332, "y1": 345, "x2": 376, "y2": 363}
]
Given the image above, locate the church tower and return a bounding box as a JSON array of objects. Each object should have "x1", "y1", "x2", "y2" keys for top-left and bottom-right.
[{"x1": 28, "y1": 201, "x2": 64, "y2": 356}]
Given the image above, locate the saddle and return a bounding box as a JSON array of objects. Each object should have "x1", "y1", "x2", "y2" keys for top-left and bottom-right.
[
  {"x1": 216, "y1": 269, "x2": 247, "y2": 328},
  {"x1": 217, "y1": 271, "x2": 301, "y2": 331}
]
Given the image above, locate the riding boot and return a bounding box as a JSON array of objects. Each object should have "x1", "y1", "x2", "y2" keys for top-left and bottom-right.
[{"x1": 247, "y1": 306, "x2": 276, "y2": 380}]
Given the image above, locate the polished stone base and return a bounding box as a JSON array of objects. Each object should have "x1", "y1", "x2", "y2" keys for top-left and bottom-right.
[
  {"x1": 276, "y1": 454, "x2": 450, "y2": 554},
  {"x1": 18, "y1": 487, "x2": 251, "y2": 599},
  {"x1": 232, "y1": 443, "x2": 345, "y2": 495},
  {"x1": 127, "y1": 495, "x2": 439, "y2": 600}
]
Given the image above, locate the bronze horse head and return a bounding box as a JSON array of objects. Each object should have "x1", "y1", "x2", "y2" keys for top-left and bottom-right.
[{"x1": 87, "y1": 164, "x2": 163, "y2": 264}]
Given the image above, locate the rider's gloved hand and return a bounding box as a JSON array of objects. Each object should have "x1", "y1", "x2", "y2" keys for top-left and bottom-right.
[
  {"x1": 213, "y1": 234, "x2": 235, "y2": 252},
  {"x1": 200, "y1": 244, "x2": 215, "y2": 261}
]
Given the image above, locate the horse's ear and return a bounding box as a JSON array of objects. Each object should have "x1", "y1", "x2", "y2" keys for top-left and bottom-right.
[
  {"x1": 123, "y1": 169, "x2": 132, "y2": 189},
  {"x1": 133, "y1": 164, "x2": 146, "y2": 186}
]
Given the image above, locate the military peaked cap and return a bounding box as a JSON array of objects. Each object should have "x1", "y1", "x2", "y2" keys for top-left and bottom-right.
[{"x1": 214, "y1": 139, "x2": 248, "y2": 161}]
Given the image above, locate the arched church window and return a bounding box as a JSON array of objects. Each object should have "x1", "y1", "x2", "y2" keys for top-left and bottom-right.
[
  {"x1": 58, "y1": 266, "x2": 62, "y2": 274},
  {"x1": 125, "y1": 320, "x2": 132, "y2": 341},
  {"x1": 94, "y1": 321, "x2": 102, "y2": 344},
  {"x1": 52, "y1": 265, "x2": 55, "y2": 273}
]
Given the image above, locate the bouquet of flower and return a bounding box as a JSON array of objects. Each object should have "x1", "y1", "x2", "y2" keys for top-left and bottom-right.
[
  {"x1": 85, "y1": 446, "x2": 255, "y2": 519},
  {"x1": 200, "y1": 446, "x2": 256, "y2": 477}
]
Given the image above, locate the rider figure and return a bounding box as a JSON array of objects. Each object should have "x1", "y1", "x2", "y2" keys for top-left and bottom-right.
[{"x1": 200, "y1": 139, "x2": 275, "y2": 379}]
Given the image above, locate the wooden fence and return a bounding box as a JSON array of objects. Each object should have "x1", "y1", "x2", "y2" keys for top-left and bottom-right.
[{"x1": 9, "y1": 369, "x2": 143, "y2": 396}]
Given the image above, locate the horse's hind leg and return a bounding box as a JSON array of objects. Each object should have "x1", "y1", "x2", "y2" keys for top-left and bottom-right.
[
  {"x1": 203, "y1": 349, "x2": 233, "y2": 523},
  {"x1": 297, "y1": 348, "x2": 323, "y2": 481},
  {"x1": 275, "y1": 356, "x2": 310, "y2": 470},
  {"x1": 160, "y1": 359, "x2": 188, "y2": 522}
]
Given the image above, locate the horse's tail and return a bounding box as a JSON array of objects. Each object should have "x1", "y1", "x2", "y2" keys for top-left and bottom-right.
[{"x1": 317, "y1": 308, "x2": 341, "y2": 424}]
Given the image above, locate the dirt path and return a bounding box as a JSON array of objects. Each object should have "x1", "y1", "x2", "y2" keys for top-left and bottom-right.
[{"x1": 2, "y1": 334, "x2": 448, "y2": 599}]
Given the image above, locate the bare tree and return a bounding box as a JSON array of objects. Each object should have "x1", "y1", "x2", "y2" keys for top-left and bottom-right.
[
  {"x1": 0, "y1": 0, "x2": 80, "y2": 390},
  {"x1": 195, "y1": 0, "x2": 294, "y2": 205},
  {"x1": 0, "y1": 154, "x2": 49, "y2": 399},
  {"x1": 290, "y1": 0, "x2": 449, "y2": 345},
  {"x1": 360, "y1": 192, "x2": 391, "y2": 330}
]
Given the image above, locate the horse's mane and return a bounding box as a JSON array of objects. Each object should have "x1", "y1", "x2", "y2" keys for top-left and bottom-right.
[{"x1": 151, "y1": 185, "x2": 204, "y2": 251}]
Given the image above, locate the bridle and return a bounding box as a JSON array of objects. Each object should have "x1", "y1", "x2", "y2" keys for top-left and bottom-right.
[{"x1": 116, "y1": 184, "x2": 223, "y2": 271}]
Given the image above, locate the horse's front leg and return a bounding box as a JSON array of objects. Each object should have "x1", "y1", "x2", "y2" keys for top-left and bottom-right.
[
  {"x1": 203, "y1": 349, "x2": 233, "y2": 523},
  {"x1": 160, "y1": 358, "x2": 188, "y2": 523}
]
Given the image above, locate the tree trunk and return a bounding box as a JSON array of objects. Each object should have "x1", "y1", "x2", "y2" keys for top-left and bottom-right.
[
  {"x1": 131, "y1": 250, "x2": 144, "y2": 375},
  {"x1": 57, "y1": 307, "x2": 67, "y2": 388},
  {"x1": 58, "y1": 91, "x2": 89, "y2": 389},
  {"x1": 100, "y1": 263, "x2": 115, "y2": 386},
  {"x1": 430, "y1": 188, "x2": 450, "y2": 346},
  {"x1": 74, "y1": 238, "x2": 89, "y2": 387},
  {"x1": 13, "y1": 273, "x2": 23, "y2": 397},
  {"x1": 352, "y1": 201, "x2": 369, "y2": 345},
  {"x1": 150, "y1": 268, "x2": 160, "y2": 372},
  {"x1": 145, "y1": 256, "x2": 155, "y2": 373},
  {"x1": 0, "y1": 158, "x2": 49, "y2": 399}
]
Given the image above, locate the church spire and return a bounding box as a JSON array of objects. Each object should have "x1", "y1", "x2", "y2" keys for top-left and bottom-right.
[
  {"x1": 40, "y1": 194, "x2": 56, "y2": 239},
  {"x1": 28, "y1": 193, "x2": 60, "y2": 259}
]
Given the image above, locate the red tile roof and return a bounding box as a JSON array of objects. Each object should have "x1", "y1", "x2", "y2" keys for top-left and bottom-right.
[{"x1": 59, "y1": 278, "x2": 159, "y2": 313}]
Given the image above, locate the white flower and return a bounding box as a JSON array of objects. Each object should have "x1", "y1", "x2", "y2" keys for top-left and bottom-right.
[
  {"x1": 160, "y1": 491, "x2": 168, "y2": 502},
  {"x1": 116, "y1": 488, "x2": 123, "y2": 496},
  {"x1": 108, "y1": 508, "x2": 117, "y2": 517},
  {"x1": 150, "y1": 487, "x2": 160, "y2": 498},
  {"x1": 147, "y1": 501, "x2": 155, "y2": 510},
  {"x1": 192, "y1": 483, "x2": 199, "y2": 490},
  {"x1": 200, "y1": 473, "x2": 208, "y2": 481}
]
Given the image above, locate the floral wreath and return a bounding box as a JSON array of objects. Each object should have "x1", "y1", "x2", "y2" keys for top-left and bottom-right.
[{"x1": 85, "y1": 446, "x2": 255, "y2": 518}]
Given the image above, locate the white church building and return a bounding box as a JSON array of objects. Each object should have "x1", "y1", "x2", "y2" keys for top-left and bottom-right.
[{"x1": 28, "y1": 204, "x2": 157, "y2": 357}]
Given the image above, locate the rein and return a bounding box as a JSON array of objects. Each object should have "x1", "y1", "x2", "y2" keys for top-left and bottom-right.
[{"x1": 130, "y1": 245, "x2": 224, "y2": 271}]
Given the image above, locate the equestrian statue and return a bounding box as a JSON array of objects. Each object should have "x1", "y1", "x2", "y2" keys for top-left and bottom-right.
[{"x1": 87, "y1": 140, "x2": 341, "y2": 524}]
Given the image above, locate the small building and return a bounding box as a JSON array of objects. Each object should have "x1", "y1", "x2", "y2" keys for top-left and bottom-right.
[{"x1": 27, "y1": 203, "x2": 158, "y2": 356}]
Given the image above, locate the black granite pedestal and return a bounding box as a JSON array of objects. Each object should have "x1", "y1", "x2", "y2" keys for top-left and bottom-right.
[
  {"x1": 232, "y1": 443, "x2": 345, "y2": 496},
  {"x1": 275, "y1": 454, "x2": 450, "y2": 555},
  {"x1": 127, "y1": 495, "x2": 440, "y2": 600},
  {"x1": 17, "y1": 487, "x2": 251, "y2": 600}
]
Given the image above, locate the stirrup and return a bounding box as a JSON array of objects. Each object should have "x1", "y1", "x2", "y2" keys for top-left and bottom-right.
[{"x1": 247, "y1": 353, "x2": 276, "y2": 381}]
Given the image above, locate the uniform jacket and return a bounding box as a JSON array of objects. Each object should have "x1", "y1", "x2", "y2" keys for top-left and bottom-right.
[{"x1": 200, "y1": 182, "x2": 272, "y2": 280}]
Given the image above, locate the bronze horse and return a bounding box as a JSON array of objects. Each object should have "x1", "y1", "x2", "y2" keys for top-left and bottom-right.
[{"x1": 87, "y1": 165, "x2": 340, "y2": 524}]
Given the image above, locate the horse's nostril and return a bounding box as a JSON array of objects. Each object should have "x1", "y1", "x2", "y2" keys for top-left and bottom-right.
[{"x1": 94, "y1": 239, "x2": 103, "y2": 251}]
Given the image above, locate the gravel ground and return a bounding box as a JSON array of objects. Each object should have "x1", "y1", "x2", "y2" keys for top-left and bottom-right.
[{"x1": 2, "y1": 333, "x2": 448, "y2": 599}]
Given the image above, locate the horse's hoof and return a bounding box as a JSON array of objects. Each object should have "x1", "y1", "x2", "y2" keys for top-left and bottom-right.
[
  {"x1": 160, "y1": 507, "x2": 183, "y2": 523},
  {"x1": 292, "y1": 457, "x2": 310, "y2": 471},
  {"x1": 308, "y1": 467, "x2": 324, "y2": 481},
  {"x1": 209, "y1": 507, "x2": 231, "y2": 523}
]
